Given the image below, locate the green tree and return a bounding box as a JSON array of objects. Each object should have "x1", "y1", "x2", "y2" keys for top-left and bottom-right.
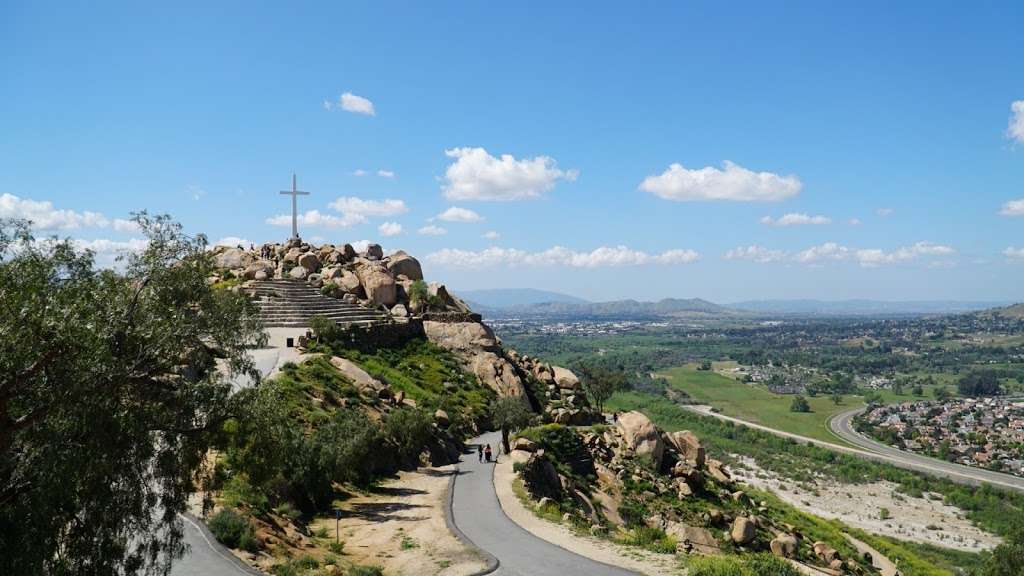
[
  {"x1": 578, "y1": 365, "x2": 626, "y2": 414},
  {"x1": 0, "y1": 215, "x2": 265, "y2": 575},
  {"x1": 790, "y1": 395, "x2": 811, "y2": 413},
  {"x1": 831, "y1": 392, "x2": 842, "y2": 405},
  {"x1": 934, "y1": 385, "x2": 952, "y2": 402},
  {"x1": 978, "y1": 518, "x2": 1024, "y2": 576},
  {"x1": 491, "y1": 396, "x2": 534, "y2": 455},
  {"x1": 383, "y1": 407, "x2": 433, "y2": 465},
  {"x1": 911, "y1": 383, "x2": 924, "y2": 396}
]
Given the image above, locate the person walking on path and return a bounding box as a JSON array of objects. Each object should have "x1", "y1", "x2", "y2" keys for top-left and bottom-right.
[
  {"x1": 484, "y1": 444, "x2": 493, "y2": 463},
  {"x1": 478, "y1": 444, "x2": 484, "y2": 463}
]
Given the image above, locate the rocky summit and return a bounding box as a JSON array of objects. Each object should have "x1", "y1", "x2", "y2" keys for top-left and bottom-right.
[
  {"x1": 210, "y1": 237, "x2": 599, "y2": 426},
  {"x1": 209, "y1": 237, "x2": 472, "y2": 325}
]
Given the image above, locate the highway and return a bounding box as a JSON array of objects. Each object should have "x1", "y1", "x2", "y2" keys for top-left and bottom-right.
[
  {"x1": 682, "y1": 404, "x2": 1024, "y2": 493},
  {"x1": 829, "y1": 406, "x2": 1024, "y2": 492}
]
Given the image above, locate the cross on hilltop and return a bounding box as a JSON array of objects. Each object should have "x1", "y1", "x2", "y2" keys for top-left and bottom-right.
[{"x1": 279, "y1": 173, "x2": 310, "y2": 239}]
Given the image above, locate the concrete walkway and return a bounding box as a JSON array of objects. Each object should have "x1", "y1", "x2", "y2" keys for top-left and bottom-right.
[{"x1": 450, "y1": 432, "x2": 637, "y2": 576}]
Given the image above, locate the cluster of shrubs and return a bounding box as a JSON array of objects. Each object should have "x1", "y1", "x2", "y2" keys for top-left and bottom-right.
[{"x1": 215, "y1": 378, "x2": 436, "y2": 515}]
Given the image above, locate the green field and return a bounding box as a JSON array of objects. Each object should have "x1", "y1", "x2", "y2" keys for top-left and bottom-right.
[{"x1": 658, "y1": 364, "x2": 860, "y2": 445}]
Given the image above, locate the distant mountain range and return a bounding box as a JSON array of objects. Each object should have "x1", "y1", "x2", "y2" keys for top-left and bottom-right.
[
  {"x1": 454, "y1": 288, "x2": 1016, "y2": 319},
  {"x1": 457, "y1": 288, "x2": 589, "y2": 309}
]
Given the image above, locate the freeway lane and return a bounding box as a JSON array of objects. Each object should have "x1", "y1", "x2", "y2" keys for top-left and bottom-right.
[
  {"x1": 681, "y1": 404, "x2": 1024, "y2": 493},
  {"x1": 829, "y1": 407, "x2": 1024, "y2": 493}
]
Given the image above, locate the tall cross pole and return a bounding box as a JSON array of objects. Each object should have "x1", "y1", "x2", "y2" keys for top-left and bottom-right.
[{"x1": 279, "y1": 173, "x2": 310, "y2": 239}]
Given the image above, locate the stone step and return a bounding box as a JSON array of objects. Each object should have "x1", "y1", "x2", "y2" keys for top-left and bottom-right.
[{"x1": 245, "y1": 279, "x2": 388, "y2": 329}]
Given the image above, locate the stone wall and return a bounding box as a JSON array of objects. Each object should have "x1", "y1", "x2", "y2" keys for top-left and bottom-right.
[{"x1": 319, "y1": 319, "x2": 426, "y2": 352}]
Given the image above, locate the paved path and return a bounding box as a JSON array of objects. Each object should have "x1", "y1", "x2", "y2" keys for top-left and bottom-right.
[
  {"x1": 169, "y1": 514, "x2": 262, "y2": 576},
  {"x1": 450, "y1": 432, "x2": 637, "y2": 576},
  {"x1": 681, "y1": 404, "x2": 1024, "y2": 493}
]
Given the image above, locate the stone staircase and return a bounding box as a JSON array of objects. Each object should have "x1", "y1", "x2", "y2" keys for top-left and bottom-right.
[{"x1": 245, "y1": 279, "x2": 388, "y2": 328}]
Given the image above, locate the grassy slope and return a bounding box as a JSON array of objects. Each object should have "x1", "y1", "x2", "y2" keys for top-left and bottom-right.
[{"x1": 661, "y1": 365, "x2": 858, "y2": 445}]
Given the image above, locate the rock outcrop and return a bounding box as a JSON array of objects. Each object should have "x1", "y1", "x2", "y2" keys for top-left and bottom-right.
[
  {"x1": 509, "y1": 412, "x2": 870, "y2": 574},
  {"x1": 615, "y1": 411, "x2": 665, "y2": 469},
  {"x1": 209, "y1": 239, "x2": 467, "y2": 319}
]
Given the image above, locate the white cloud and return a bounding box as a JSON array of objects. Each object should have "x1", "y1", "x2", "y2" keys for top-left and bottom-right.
[
  {"x1": 113, "y1": 218, "x2": 140, "y2": 233},
  {"x1": 854, "y1": 242, "x2": 954, "y2": 267},
  {"x1": 328, "y1": 197, "x2": 408, "y2": 218},
  {"x1": 639, "y1": 161, "x2": 801, "y2": 203},
  {"x1": 726, "y1": 241, "x2": 956, "y2": 268},
  {"x1": 876, "y1": 207, "x2": 894, "y2": 217},
  {"x1": 426, "y1": 245, "x2": 699, "y2": 269},
  {"x1": 339, "y1": 92, "x2": 375, "y2": 116},
  {"x1": 418, "y1": 224, "x2": 448, "y2": 236},
  {"x1": 322, "y1": 99, "x2": 333, "y2": 111},
  {"x1": 760, "y1": 213, "x2": 831, "y2": 227},
  {"x1": 350, "y1": 239, "x2": 372, "y2": 253},
  {"x1": 848, "y1": 218, "x2": 862, "y2": 226},
  {"x1": 377, "y1": 169, "x2": 395, "y2": 179},
  {"x1": 794, "y1": 242, "x2": 852, "y2": 264},
  {"x1": 1004, "y1": 247, "x2": 1024, "y2": 259},
  {"x1": 378, "y1": 221, "x2": 402, "y2": 237},
  {"x1": 352, "y1": 169, "x2": 368, "y2": 177},
  {"x1": 482, "y1": 230, "x2": 500, "y2": 240},
  {"x1": 266, "y1": 209, "x2": 366, "y2": 229},
  {"x1": 0, "y1": 193, "x2": 109, "y2": 230},
  {"x1": 188, "y1": 185, "x2": 206, "y2": 201},
  {"x1": 441, "y1": 147, "x2": 578, "y2": 201},
  {"x1": 724, "y1": 245, "x2": 787, "y2": 263},
  {"x1": 212, "y1": 236, "x2": 250, "y2": 248},
  {"x1": 71, "y1": 237, "x2": 149, "y2": 254},
  {"x1": 436, "y1": 206, "x2": 483, "y2": 223},
  {"x1": 999, "y1": 198, "x2": 1024, "y2": 216},
  {"x1": 1008, "y1": 100, "x2": 1024, "y2": 144}
]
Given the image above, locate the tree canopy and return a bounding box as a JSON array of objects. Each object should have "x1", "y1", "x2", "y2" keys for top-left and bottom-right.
[{"x1": 0, "y1": 215, "x2": 265, "y2": 575}]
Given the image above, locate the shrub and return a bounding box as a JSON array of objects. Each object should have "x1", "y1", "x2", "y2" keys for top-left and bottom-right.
[
  {"x1": 349, "y1": 566, "x2": 384, "y2": 576},
  {"x1": 207, "y1": 508, "x2": 257, "y2": 551},
  {"x1": 619, "y1": 526, "x2": 676, "y2": 553},
  {"x1": 329, "y1": 540, "x2": 345, "y2": 554},
  {"x1": 789, "y1": 395, "x2": 810, "y2": 413},
  {"x1": 745, "y1": 553, "x2": 802, "y2": 576},
  {"x1": 383, "y1": 407, "x2": 433, "y2": 465}
]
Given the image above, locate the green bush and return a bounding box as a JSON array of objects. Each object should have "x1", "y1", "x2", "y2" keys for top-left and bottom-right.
[
  {"x1": 329, "y1": 540, "x2": 345, "y2": 554},
  {"x1": 686, "y1": 553, "x2": 799, "y2": 576},
  {"x1": 207, "y1": 508, "x2": 257, "y2": 552},
  {"x1": 384, "y1": 407, "x2": 433, "y2": 464},
  {"x1": 618, "y1": 526, "x2": 676, "y2": 553},
  {"x1": 349, "y1": 566, "x2": 384, "y2": 576}
]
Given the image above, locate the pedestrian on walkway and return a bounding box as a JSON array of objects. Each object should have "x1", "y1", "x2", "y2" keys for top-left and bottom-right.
[
  {"x1": 478, "y1": 444, "x2": 484, "y2": 463},
  {"x1": 484, "y1": 444, "x2": 492, "y2": 463}
]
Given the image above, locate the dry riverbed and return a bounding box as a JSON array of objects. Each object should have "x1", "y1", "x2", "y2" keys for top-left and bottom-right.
[{"x1": 729, "y1": 456, "x2": 1000, "y2": 552}]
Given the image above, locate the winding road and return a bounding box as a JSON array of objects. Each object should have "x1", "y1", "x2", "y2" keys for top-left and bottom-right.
[
  {"x1": 682, "y1": 404, "x2": 1024, "y2": 493},
  {"x1": 829, "y1": 406, "x2": 1024, "y2": 493},
  {"x1": 450, "y1": 432, "x2": 637, "y2": 576},
  {"x1": 169, "y1": 514, "x2": 262, "y2": 576}
]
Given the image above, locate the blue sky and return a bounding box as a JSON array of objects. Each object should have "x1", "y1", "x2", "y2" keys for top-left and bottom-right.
[{"x1": 2, "y1": 1, "x2": 1023, "y2": 302}]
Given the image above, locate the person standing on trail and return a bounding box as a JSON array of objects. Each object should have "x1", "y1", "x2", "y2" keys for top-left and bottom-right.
[
  {"x1": 477, "y1": 444, "x2": 484, "y2": 463},
  {"x1": 484, "y1": 444, "x2": 492, "y2": 463}
]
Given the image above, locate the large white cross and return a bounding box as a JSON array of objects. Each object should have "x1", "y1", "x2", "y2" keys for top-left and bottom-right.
[{"x1": 279, "y1": 173, "x2": 310, "y2": 239}]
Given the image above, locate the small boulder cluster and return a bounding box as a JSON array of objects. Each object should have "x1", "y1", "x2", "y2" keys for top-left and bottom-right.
[
  {"x1": 512, "y1": 411, "x2": 871, "y2": 574},
  {"x1": 506, "y1": 350, "x2": 594, "y2": 425},
  {"x1": 210, "y1": 238, "x2": 472, "y2": 318}
]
